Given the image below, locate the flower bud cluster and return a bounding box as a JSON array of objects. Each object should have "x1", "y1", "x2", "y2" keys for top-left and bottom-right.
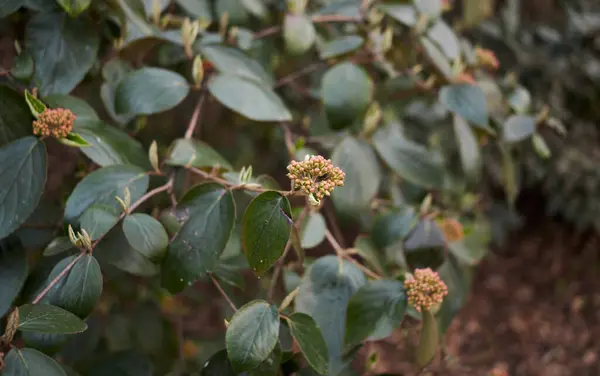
[
  {"x1": 404, "y1": 268, "x2": 448, "y2": 312},
  {"x1": 286, "y1": 155, "x2": 345, "y2": 200},
  {"x1": 32, "y1": 108, "x2": 75, "y2": 138}
]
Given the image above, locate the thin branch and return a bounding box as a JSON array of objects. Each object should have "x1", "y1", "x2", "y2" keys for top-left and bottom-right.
[
  {"x1": 325, "y1": 230, "x2": 381, "y2": 280},
  {"x1": 254, "y1": 14, "x2": 361, "y2": 40},
  {"x1": 209, "y1": 273, "x2": 237, "y2": 312},
  {"x1": 275, "y1": 62, "x2": 327, "y2": 88},
  {"x1": 188, "y1": 167, "x2": 301, "y2": 196},
  {"x1": 32, "y1": 252, "x2": 85, "y2": 304},
  {"x1": 184, "y1": 92, "x2": 205, "y2": 139},
  {"x1": 267, "y1": 240, "x2": 292, "y2": 301}
]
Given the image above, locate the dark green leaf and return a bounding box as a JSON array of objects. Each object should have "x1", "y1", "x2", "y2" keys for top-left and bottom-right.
[
  {"x1": 373, "y1": 123, "x2": 444, "y2": 189},
  {"x1": 502, "y1": 114, "x2": 536, "y2": 143},
  {"x1": 25, "y1": 89, "x2": 47, "y2": 118},
  {"x1": 79, "y1": 206, "x2": 120, "y2": 240},
  {"x1": 3, "y1": 348, "x2": 66, "y2": 376},
  {"x1": 64, "y1": 164, "x2": 149, "y2": 223},
  {"x1": 353, "y1": 236, "x2": 385, "y2": 276},
  {"x1": 17, "y1": 303, "x2": 87, "y2": 334},
  {"x1": 162, "y1": 183, "x2": 235, "y2": 292},
  {"x1": 225, "y1": 299, "x2": 280, "y2": 372},
  {"x1": 115, "y1": 68, "x2": 190, "y2": 116},
  {"x1": 295, "y1": 256, "x2": 366, "y2": 375},
  {"x1": 122, "y1": 213, "x2": 168, "y2": 260},
  {"x1": 300, "y1": 211, "x2": 326, "y2": 249},
  {"x1": 331, "y1": 136, "x2": 381, "y2": 216},
  {"x1": 0, "y1": 0, "x2": 23, "y2": 18},
  {"x1": 95, "y1": 226, "x2": 159, "y2": 277},
  {"x1": 371, "y1": 207, "x2": 417, "y2": 249},
  {"x1": 202, "y1": 349, "x2": 237, "y2": 376},
  {"x1": 420, "y1": 36, "x2": 453, "y2": 81},
  {"x1": 453, "y1": 114, "x2": 481, "y2": 178},
  {"x1": 166, "y1": 138, "x2": 233, "y2": 170},
  {"x1": 322, "y1": 62, "x2": 373, "y2": 130},
  {"x1": 199, "y1": 43, "x2": 273, "y2": 85},
  {"x1": 0, "y1": 85, "x2": 33, "y2": 147},
  {"x1": 319, "y1": 35, "x2": 364, "y2": 60},
  {"x1": 283, "y1": 14, "x2": 316, "y2": 55},
  {"x1": 44, "y1": 94, "x2": 100, "y2": 126},
  {"x1": 0, "y1": 137, "x2": 47, "y2": 239},
  {"x1": 25, "y1": 12, "x2": 99, "y2": 95},
  {"x1": 11, "y1": 52, "x2": 34, "y2": 80},
  {"x1": 177, "y1": 0, "x2": 212, "y2": 19},
  {"x1": 35, "y1": 254, "x2": 102, "y2": 318},
  {"x1": 208, "y1": 74, "x2": 292, "y2": 122},
  {"x1": 43, "y1": 237, "x2": 75, "y2": 257},
  {"x1": 0, "y1": 236, "x2": 27, "y2": 317},
  {"x1": 287, "y1": 313, "x2": 329, "y2": 375},
  {"x1": 56, "y1": 0, "x2": 90, "y2": 16},
  {"x1": 242, "y1": 191, "x2": 292, "y2": 275},
  {"x1": 248, "y1": 344, "x2": 281, "y2": 376},
  {"x1": 344, "y1": 280, "x2": 407, "y2": 348},
  {"x1": 76, "y1": 121, "x2": 150, "y2": 168},
  {"x1": 439, "y1": 84, "x2": 490, "y2": 130}
]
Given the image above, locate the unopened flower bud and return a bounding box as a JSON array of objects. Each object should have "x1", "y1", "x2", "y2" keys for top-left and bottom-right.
[
  {"x1": 404, "y1": 268, "x2": 448, "y2": 312},
  {"x1": 32, "y1": 108, "x2": 75, "y2": 139}
]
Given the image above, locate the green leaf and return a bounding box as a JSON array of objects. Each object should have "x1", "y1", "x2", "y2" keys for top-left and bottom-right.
[
  {"x1": 447, "y1": 220, "x2": 490, "y2": 265},
  {"x1": 0, "y1": 85, "x2": 33, "y2": 147},
  {"x1": 95, "y1": 226, "x2": 159, "y2": 277},
  {"x1": 202, "y1": 349, "x2": 237, "y2": 376},
  {"x1": 248, "y1": 344, "x2": 281, "y2": 376},
  {"x1": 64, "y1": 164, "x2": 149, "y2": 223},
  {"x1": 283, "y1": 14, "x2": 316, "y2": 55},
  {"x1": 87, "y1": 350, "x2": 154, "y2": 376},
  {"x1": 162, "y1": 183, "x2": 235, "y2": 293},
  {"x1": 439, "y1": 84, "x2": 490, "y2": 131},
  {"x1": 287, "y1": 313, "x2": 329, "y2": 375},
  {"x1": 3, "y1": 348, "x2": 67, "y2": 376},
  {"x1": 0, "y1": 137, "x2": 47, "y2": 239},
  {"x1": 322, "y1": 62, "x2": 373, "y2": 130},
  {"x1": 331, "y1": 136, "x2": 381, "y2": 216},
  {"x1": 416, "y1": 309, "x2": 438, "y2": 367},
  {"x1": 0, "y1": 237, "x2": 27, "y2": 317},
  {"x1": 122, "y1": 213, "x2": 168, "y2": 260},
  {"x1": 35, "y1": 254, "x2": 103, "y2": 318},
  {"x1": 353, "y1": 236, "x2": 385, "y2": 276},
  {"x1": 11, "y1": 51, "x2": 35, "y2": 80},
  {"x1": 502, "y1": 114, "x2": 536, "y2": 143},
  {"x1": 115, "y1": 67, "x2": 190, "y2": 116},
  {"x1": 415, "y1": 0, "x2": 442, "y2": 18},
  {"x1": 57, "y1": 132, "x2": 92, "y2": 148},
  {"x1": 420, "y1": 36, "x2": 453, "y2": 82},
  {"x1": 25, "y1": 12, "x2": 99, "y2": 95},
  {"x1": 427, "y1": 20, "x2": 460, "y2": 59},
  {"x1": 177, "y1": 0, "x2": 212, "y2": 19},
  {"x1": 225, "y1": 299, "x2": 280, "y2": 372},
  {"x1": 453, "y1": 114, "x2": 481, "y2": 178},
  {"x1": 17, "y1": 303, "x2": 87, "y2": 334},
  {"x1": 371, "y1": 207, "x2": 417, "y2": 249},
  {"x1": 165, "y1": 138, "x2": 233, "y2": 170},
  {"x1": 532, "y1": 133, "x2": 551, "y2": 159},
  {"x1": 79, "y1": 206, "x2": 120, "y2": 240},
  {"x1": 43, "y1": 237, "x2": 75, "y2": 257},
  {"x1": 44, "y1": 94, "x2": 99, "y2": 126},
  {"x1": 242, "y1": 191, "x2": 292, "y2": 275},
  {"x1": 300, "y1": 212, "x2": 326, "y2": 249},
  {"x1": 295, "y1": 256, "x2": 366, "y2": 375},
  {"x1": 0, "y1": 0, "x2": 23, "y2": 18},
  {"x1": 25, "y1": 89, "x2": 47, "y2": 118},
  {"x1": 344, "y1": 280, "x2": 407, "y2": 348},
  {"x1": 319, "y1": 35, "x2": 364, "y2": 60},
  {"x1": 199, "y1": 45, "x2": 274, "y2": 86},
  {"x1": 56, "y1": 0, "x2": 91, "y2": 16},
  {"x1": 208, "y1": 74, "x2": 292, "y2": 122},
  {"x1": 75, "y1": 121, "x2": 150, "y2": 168},
  {"x1": 373, "y1": 123, "x2": 445, "y2": 189},
  {"x1": 378, "y1": 4, "x2": 417, "y2": 26}
]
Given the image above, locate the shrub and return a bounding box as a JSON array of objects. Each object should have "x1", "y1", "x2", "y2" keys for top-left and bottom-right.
[{"x1": 0, "y1": 0, "x2": 551, "y2": 375}]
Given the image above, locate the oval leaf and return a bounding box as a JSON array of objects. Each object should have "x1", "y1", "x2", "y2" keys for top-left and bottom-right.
[
  {"x1": 79, "y1": 206, "x2": 120, "y2": 241},
  {"x1": 502, "y1": 114, "x2": 536, "y2": 143},
  {"x1": 0, "y1": 237, "x2": 28, "y2": 317},
  {"x1": 17, "y1": 303, "x2": 87, "y2": 334},
  {"x1": 439, "y1": 84, "x2": 490, "y2": 130},
  {"x1": 162, "y1": 183, "x2": 235, "y2": 293},
  {"x1": 300, "y1": 212, "x2": 326, "y2": 249},
  {"x1": 453, "y1": 114, "x2": 481, "y2": 178},
  {"x1": 122, "y1": 213, "x2": 169, "y2": 260},
  {"x1": 115, "y1": 67, "x2": 190, "y2": 116},
  {"x1": 3, "y1": 348, "x2": 66, "y2": 376},
  {"x1": 242, "y1": 191, "x2": 292, "y2": 275},
  {"x1": 322, "y1": 62, "x2": 373, "y2": 130},
  {"x1": 344, "y1": 280, "x2": 407, "y2": 348},
  {"x1": 25, "y1": 12, "x2": 99, "y2": 95},
  {"x1": 331, "y1": 136, "x2": 381, "y2": 216},
  {"x1": 208, "y1": 74, "x2": 292, "y2": 122},
  {"x1": 0, "y1": 136, "x2": 47, "y2": 239},
  {"x1": 165, "y1": 138, "x2": 233, "y2": 170},
  {"x1": 225, "y1": 300, "x2": 280, "y2": 372},
  {"x1": 199, "y1": 45, "x2": 274, "y2": 86},
  {"x1": 0, "y1": 85, "x2": 33, "y2": 147},
  {"x1": 64, "y1": 164, "x2": 149, "y2": 223},
  {"x1": 319, "y1": 35, "x2": 364, "y2": 60},
  {"x1": 372, "y1": 123, "x2": 445, "y2": 189},
  {"x1": 283, "y1": 14, "x2": 316, "y2": 55},
  {"x1": 287, "y1": 313, "x2": 329, "y2": 375}
]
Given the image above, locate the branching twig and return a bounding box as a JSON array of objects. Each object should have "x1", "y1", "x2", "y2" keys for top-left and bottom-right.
[
  {"x1": 209, "y1": 273, "x2": 237, "y2": 312},
  {"x1": 325, "y1": 230, "x2": 381, "y2": 279},
  {"x1": 254, "y1": 14, "x2": 361, "y2": 40},
  {"x1": 188, "y1": 167, "x2": 301, "y2": 196}
]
